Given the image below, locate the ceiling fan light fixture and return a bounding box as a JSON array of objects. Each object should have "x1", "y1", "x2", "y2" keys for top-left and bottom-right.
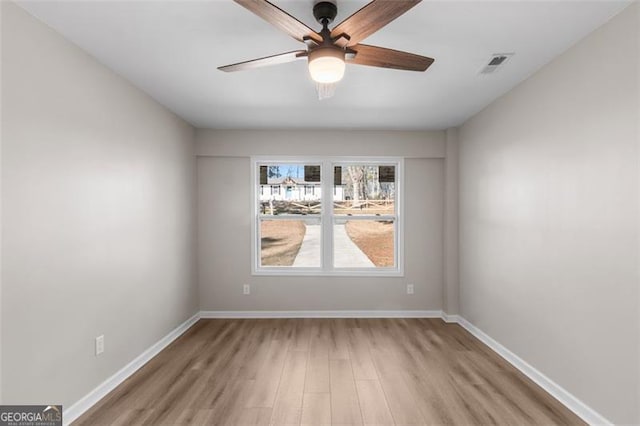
[{"x1": 308, "y1": 47, "x2": 345, "y2": 84}]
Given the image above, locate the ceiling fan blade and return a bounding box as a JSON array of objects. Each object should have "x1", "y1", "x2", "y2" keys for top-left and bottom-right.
[
  {"x1": 348, "y1": 44, "x2": 434, "y2": 71},
  {"x1": 330, "y1": 0, "x2": 421, "y2": 47},
  {"x1": 234, "y1": 0, "x2": 322, "y2": 44},
  {"x1": 218, "y1": 50, "x2": 307, "y2": 72}
]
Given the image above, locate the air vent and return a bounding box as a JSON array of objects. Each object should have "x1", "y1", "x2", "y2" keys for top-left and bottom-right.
[{"x1": 480, "y1": 53, "x2": 514, "y2": 74}]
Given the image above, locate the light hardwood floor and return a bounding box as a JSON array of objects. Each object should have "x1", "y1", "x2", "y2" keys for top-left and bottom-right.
[{"x1": 74, "y1": 318, "x2": 585, "y2": 425}]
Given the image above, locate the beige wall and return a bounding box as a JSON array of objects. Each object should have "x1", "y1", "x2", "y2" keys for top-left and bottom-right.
[
  {"x1": 458, "y1": 4, "x2": 639, "y2": 424},
  {"x1": 1, "y1": 2, "x2": 197, "y2": 407},
  {"x1": 196, "y1": 130, "x2": 446, "y2": 311},
  {"x1": 196, "y1": 129, "x2": 445, "y2": 158}
]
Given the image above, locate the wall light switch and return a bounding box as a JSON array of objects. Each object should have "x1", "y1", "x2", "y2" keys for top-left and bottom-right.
[
  {"x1": 243, "y1": 284, "x2": 250, "y2": 295},
  {"x1": 407, "y1": 284, "x2": 414, "y2": 295},
  {"x1": 95, "y1": 335, "x2": 105, "y2": 356}
]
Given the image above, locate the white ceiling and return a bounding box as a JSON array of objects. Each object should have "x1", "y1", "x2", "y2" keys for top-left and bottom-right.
[{"x1": 18, "y1": 0, "x2": 630, "y2": 130}]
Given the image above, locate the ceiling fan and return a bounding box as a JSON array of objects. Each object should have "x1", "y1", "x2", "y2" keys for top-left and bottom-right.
[{"x1": 218, "y1": 0, "x2": 434, "y2": 99}]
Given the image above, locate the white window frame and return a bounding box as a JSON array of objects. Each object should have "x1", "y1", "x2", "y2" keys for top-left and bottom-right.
[{"x1": 251, "y1": 156, "x2": 404, "y2": 277}]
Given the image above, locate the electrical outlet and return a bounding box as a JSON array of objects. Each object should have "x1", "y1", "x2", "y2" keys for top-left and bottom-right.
[
  {"x1": 243, "y1": 284, "x2": 250, "y2": 295},
  {"x1": 406, "y1": 284, "x2": 414, "y2": 295},
  {"x1": 95, "y1": 335, "x2": 105, "y2": 356}
]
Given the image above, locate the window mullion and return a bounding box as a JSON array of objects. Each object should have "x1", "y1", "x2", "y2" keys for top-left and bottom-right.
[{"x1": 322, "y1": 160, "x2": 333, "y2": 271}]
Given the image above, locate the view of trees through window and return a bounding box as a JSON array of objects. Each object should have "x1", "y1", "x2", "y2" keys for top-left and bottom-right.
[
  {"x1": 335, "y1": 165, "x2": 395, "y2": 216},
  {"x1": 256, "y1": 161, "x2": 399, "y2": 271}
]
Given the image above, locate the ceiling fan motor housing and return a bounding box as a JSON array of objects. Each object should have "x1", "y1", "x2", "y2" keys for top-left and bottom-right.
[
  {"x1": 308, "y1": 46, "x2": 344, "y2": 63},
  {"x1": 313, "y1": 1, "x2": 338, "y2": 25}
]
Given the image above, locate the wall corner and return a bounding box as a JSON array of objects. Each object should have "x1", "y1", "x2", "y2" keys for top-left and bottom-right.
[{"x1": 444, "y1": 127, "x2": 460, "y2": 315}]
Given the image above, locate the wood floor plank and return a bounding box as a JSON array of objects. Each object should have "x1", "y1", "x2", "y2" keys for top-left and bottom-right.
[
  {"x1": 328, "y1": 318, "x2": 350, "y2": 360},
  {"x1": 244, "y1": 337, "x2": 290, "y2": 408},
  {"x1": 188, "y1": 322, "x2": 264, "y2": 418},
  {"x1": 367, "y1": 329, "x2": 425, "y2": 425},
  {"x1": 171, "y1": 408, "x2": 217, "y2": 425},
  {"x1": 270, "y1": 350, "x2": 308, "y2": 424},
  {"x1": 237, "y1": 322, "x2": 278, "y2": 380},
  {"x1": 377, "y1": 369, "x2": 425, "y2": 424},
  {"x1": 355, "y1": 379, "x2": 395, "y2": 425},
  {"x1": 108, "y1": 408, "x2": 156, "y2": 426},
  {"x1": 347, "y1": 327, "x2": 379, "y2": 381},
  {"x1": 305, "y1": 333, "x2": 330, "y2": 393},
  {"x1": 72, "y1": 319, "x2": 586, "y2": 426},
  {"x1": 215, "y1": 379, "x2": 259, "y2": 425},
  {"x1": 400, "y1": 367, "x2": 461, "y2": 425},
  {"x1": 329, "y1": 358, "x2": 364, "y2": 425},
  {"x1": 300, "y1": 392, "x2": 331, "y2": 425},
  {"x1": 229, "y1": 406, "x2": 273, "y2": 425},
  {"x1": 291, "y1": 318, "x2": 313, "y2": 351}
]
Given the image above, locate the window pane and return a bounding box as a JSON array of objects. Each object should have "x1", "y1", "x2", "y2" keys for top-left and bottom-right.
[
  {"x1": 333, "y1": 165, "x2": 395, "y2": 216},
  {"x1": 334, "y1": 219, "x2": 395, "y2": 268},
  {"x1": 260, "y1": 218, "x2": 321, "y2": 267},
  {"x1": 258, "y1": 164, "x2": 321, "y2": 215}
]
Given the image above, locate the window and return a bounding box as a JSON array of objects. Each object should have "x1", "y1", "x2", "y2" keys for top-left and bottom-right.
[{"x1": 252, "y1": 157, "x2": 403, "y2": 276}]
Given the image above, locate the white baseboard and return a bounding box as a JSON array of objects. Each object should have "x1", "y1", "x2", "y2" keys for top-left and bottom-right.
[
  {"x1": 453, "y1": 316, "x2": 612, "y2": 426},
  {"x1": 63, "y1": 312, "x2": 200, "y2": 425},
  {"x1": 441, "y1": 312, "x2": 460, "y2": 323},
  {"x1": 199, "y1": 310, "x2": 443, "y2": 319}
]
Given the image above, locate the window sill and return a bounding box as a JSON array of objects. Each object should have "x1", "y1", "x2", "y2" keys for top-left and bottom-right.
[{"x1": 252, "y1": 268, "x2": 404, "y2": 278}]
